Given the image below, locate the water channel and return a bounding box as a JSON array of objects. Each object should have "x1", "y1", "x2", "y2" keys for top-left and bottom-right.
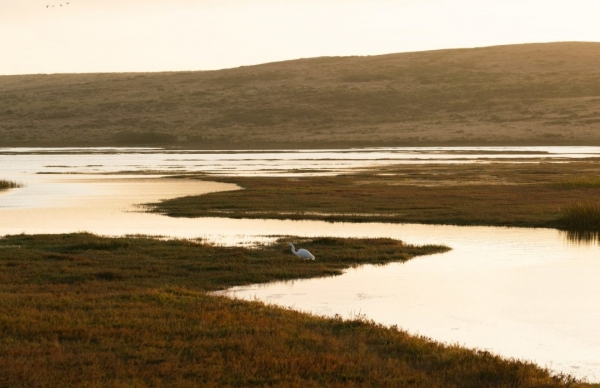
[{"x1": 1, "y1": 147, "x2": 599, "y2": 382}]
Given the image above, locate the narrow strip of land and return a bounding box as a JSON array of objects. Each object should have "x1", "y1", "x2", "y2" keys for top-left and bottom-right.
[{"x1": 148, "y1": 161, "x2": 600, "y2": 231}]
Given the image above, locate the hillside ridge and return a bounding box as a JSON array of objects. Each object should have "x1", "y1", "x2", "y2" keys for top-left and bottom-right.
[{"x1": 1, "y1": 42, "x2": 600, "y2": 148}]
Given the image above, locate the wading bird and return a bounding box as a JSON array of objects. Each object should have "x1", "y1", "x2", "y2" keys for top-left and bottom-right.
[{"x1": 288, "y1": 243, "x2": 315, "y2": 260}]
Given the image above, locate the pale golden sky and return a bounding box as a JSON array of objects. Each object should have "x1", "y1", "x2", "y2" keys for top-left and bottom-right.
[{"x1": 2, "y1": 0, "x2": 599, "y2": 75}]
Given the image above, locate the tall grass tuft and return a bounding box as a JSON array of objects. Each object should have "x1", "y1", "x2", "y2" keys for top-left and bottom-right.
[
  {"x1": 559, "y1": 202, "x2": 600, "y2": 230},
  {"x1": 554, "y1": 177, "x2": 600, "y2": 189},
  {"x1": 0, "y1": 180, "x2": 23, "y2": 190}
]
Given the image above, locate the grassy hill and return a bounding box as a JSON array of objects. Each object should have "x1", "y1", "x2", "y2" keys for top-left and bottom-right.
[{"x1": 2, "y1": 42, "x2": 600, "y2": 148}]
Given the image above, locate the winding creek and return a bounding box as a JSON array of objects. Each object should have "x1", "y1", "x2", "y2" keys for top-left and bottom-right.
[{"x1": 1, "y1": 147, "x2": 600, "y2": 382}]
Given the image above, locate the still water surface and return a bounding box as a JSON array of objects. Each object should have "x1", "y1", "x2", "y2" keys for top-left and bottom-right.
[
  {"x1": 1, "y1": 147, "x2": 600, "y2": 381},
  {"x1": 3, "y1": 146, "x2": 600, "y2": 177}
]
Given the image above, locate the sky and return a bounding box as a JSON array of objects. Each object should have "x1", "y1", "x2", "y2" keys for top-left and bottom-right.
[{"x1": 2, "y1": 0, "x2": 600, "y2": 75}]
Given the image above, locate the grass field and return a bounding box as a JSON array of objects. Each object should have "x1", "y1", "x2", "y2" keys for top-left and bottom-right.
[
  {"x1": 1, "y1": 233, "x2": 594, "y2": 387},
  {"x1": 2, "y1": 42, "x2": 600, "y2": 148},
  {"x1": 148, "y1": 161, "x2": 600, "y2": 231}
]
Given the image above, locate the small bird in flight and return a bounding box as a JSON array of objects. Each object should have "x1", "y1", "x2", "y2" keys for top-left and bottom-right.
[{"x1": 46, "y1": 2, "x2": 70, "y2": 8}]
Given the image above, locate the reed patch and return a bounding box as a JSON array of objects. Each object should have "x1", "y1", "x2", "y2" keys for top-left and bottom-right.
[
  {"x1": 0, "y1": 179, "x2": 23, "y2": 190},
  {"x1": 559, "y1": 202, "x2": 600, "y2": 230}
]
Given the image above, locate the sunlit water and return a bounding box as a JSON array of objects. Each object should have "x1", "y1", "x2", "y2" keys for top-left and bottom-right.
[
  {"x1": 1, "y1": 147, "x2": 600, "y2": 382},
  {"x1": 2, "y1": 146, "x2": 600, "y2": 177},
  {"x1": 218, "y1": 226, "x2": 600, "y2": 382}
]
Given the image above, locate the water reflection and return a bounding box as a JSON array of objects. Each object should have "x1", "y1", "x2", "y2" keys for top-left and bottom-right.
[{"x1": 561, "y1": 230, "x2": 600, "y2": 245}]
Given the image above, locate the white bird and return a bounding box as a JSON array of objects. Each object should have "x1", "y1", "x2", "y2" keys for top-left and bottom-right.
[{"x1": 288, "y1": 243, "x2": 315, "y2": 260}]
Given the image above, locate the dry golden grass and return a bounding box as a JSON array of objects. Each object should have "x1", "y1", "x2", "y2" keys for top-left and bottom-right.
[
  {"x1": 1, "y1": 42, "x2": 600, "y2": 148},
  {"x1": 1, "y1": 233, "x2": 591, "y2": 387}
]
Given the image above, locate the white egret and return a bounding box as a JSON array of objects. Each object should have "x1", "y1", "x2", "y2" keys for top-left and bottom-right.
[{"x1": 288, "y1": 243, "x2": 315, "y2": 260}]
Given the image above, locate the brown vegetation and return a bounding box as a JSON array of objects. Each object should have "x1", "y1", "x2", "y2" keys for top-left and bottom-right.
[
  {"x1": 2, "y1": 234, "x2": 579, "y2": 387},
  {"x1": 559, "y1": 202, "x2": 600, "y2": 230},
  {"x1": 0, "y1": 179, "x2": 22, "y2": 190},
  {"x1": 2, "y1": 42, "x2": 600, "y2": 148},
  {"x1": 1, "y1": 234, "x2": 591, "y2": 386},
  {"x1": 148, "y1": 161, "x2": 600, "y2": 230}
]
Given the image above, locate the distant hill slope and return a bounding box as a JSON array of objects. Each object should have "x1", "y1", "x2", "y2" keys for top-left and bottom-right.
[{"x1": 2, "y1": 42, "x2": 600, "y2": 148}]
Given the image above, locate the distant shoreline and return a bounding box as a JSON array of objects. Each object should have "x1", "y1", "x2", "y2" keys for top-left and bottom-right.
[{"x1": 3, "y1": 139, "x2": 600, "y2": 150}]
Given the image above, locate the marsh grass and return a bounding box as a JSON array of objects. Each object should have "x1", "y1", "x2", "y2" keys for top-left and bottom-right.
[
  {"x1": 553, "y1": 177, "x2": 600, "y2": 188},
  {"x1": 0, "y1": 179, "x2": 23, "y2": 190},
  {"x1": 0, "y1": 233, "x2": 589, "y2": 387},
  {"x1": 559, "y1": 202, "x2": 600, "y2": 230},
  {"x1": 148, "y1": 162, "x2": 600, "y2": 230}
]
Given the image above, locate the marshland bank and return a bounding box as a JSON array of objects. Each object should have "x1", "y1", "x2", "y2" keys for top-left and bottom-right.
[
  {"x1": 1, "y1": 233, "x2": 593, "y2": 387},
  {"x1": 148, "y1": 160, "x2": 600, "y2": 231},
  {"x1": 2, "y1": 42, "x2": 600, "y2": 148}
]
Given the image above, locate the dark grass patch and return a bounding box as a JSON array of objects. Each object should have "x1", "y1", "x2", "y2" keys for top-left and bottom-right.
[
  {"x1": 559, "y1": 202, "x2": 600, "y2": 230},
  {"x1": 45, "y1": 274, "x2": 88, "y2": 284},
  {"x1": 0, "y1": 179, "x2": 23, "y2": 190},
  {"x1": 94, "y1": 271, "x2": 124, "y2": 281},
  {"x1": 66, "y1": 239, "x2": 131, "y2": 251},
  {"x1": 553, "y1": 177, "x2": 600, "y2": 189}
]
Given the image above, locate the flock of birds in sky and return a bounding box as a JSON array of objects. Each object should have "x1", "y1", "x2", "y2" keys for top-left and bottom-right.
[{"x1": 46, "y1": 2, "x2": 70, "y2": 8}]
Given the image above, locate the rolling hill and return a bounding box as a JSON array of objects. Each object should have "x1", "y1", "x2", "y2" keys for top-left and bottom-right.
[{"x1": 1, "y1": 42, "x2": 600, "y2": 148}]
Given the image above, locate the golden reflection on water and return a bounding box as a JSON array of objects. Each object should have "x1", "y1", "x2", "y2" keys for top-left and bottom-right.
[{"x1": 0, "y1": 175, "x2": 241, "y2": 240}]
